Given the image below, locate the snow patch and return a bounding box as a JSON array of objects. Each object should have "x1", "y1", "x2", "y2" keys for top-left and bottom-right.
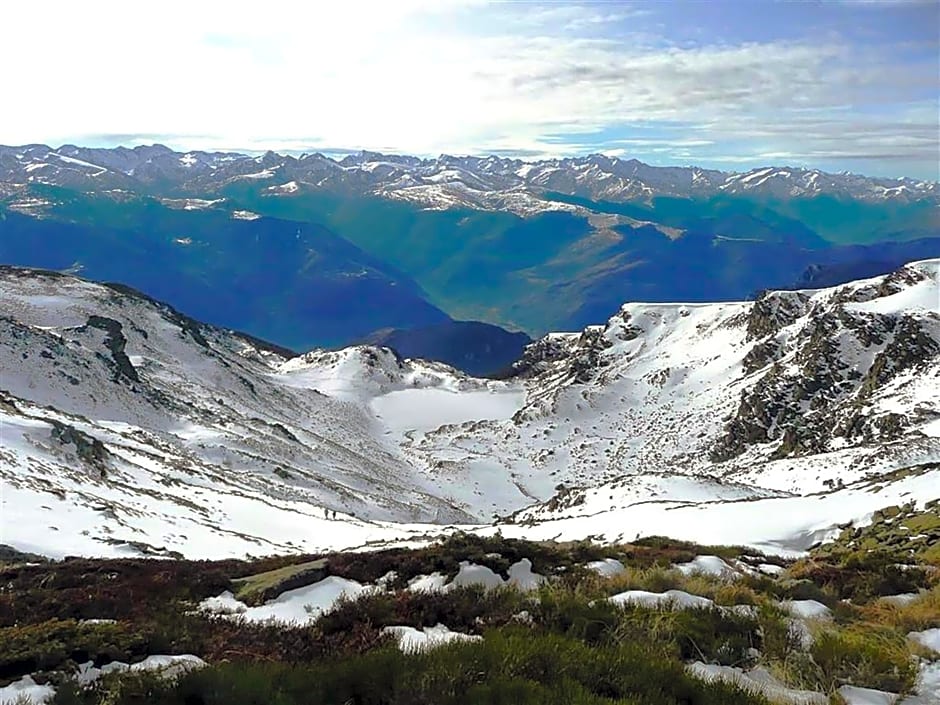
[
  {"x1": 586, "y1": 558, "x2": 626, "y2": 577},
  {"x1": 199, "y1": 577, "x2": 371, "y2": 625},
  {"x1": 382, "y1": 624, "x2": 482, "y2": 653},
  {"x1": 0, "y1": 676, "x2": 55, "y2": 705},
  {"x1": 838, "y1": 685, "x2": 898, "y2": 705},
  {"x1": 675, "y1": 555, "x2": 736, "y2": 578},
  {"x1": 688, "y1": 662, "x2": 827, "y2": 704},
  {"x1": 609, "y1": 589, "x2": 714, "y2": 610},
  {"x1": 781, "y1": 600, "x2": 832, "y2": 621},
  {"x1": 909, "y1": 628, "x2": 940, "y2": 654}
]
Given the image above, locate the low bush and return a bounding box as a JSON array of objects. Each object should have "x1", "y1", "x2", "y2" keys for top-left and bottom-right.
[
  {"x1": 318, "y1": 585, "x2": 528, "y2": 635},
  {"x1": 326, "y1": 533, "x2": 606, "y2": 588},
  {"x1": 0, "y1": 620, "x2": 148, "y2": 680},
  {"x1": 796, "y1": 624, "x2": 919, "y2": 693},
  {"x1": 535, "y1": 589, "x2": 624, "y2": 644},
  {"x1": 7, "y1": 534, "x2": 933, "y2": 704},
  {"x1": 787, "y1": 551, "x2": 931, "y2": 603},
  {"x1": 54, "y1": 628, "x2": 772, "y2": 705}
]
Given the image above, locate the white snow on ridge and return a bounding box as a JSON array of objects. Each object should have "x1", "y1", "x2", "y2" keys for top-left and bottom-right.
[
  {"x1": 160, "y1": 197, "x2": 224, "y2": 210},
  {"x1": 4, "y1": 149, "x2": 935, "y2": 217},
  {"x1": 279, "y1": 180, "x2": 299, "y2": 192},
  {"x1": 0, "y1": 261, "x2": 938, "y2": 560},
  {"x1": 236, "y1": 168, "x2": 277, "y2": 179},
  {"x1": 482, "y1": 463, "x2": 940, "y2": 556},
  {"x1": 50, "y1": 152, "x2": 108, "y2": 173},
  {"x1": 846, "y1": 260, "x2": 939, "y2": 315}
]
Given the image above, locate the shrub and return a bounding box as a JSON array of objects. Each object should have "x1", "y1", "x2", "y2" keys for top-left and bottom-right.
[
  {"x1": 803, "y1": 625, "x2": 919, "y2": 693},
  {"x1": 54, "y1": 628, "x2": 772, "y2": 705},
  {"x1": 670, "y1": 608, "x2": 760, "y2": 666},
  {"x1": 317, "y1": 585, "x2": 528, "y2": 636},
  {"x1": 755, "y1": 603, "x2": 803, "y2": 664},
  {"x1": 325, "y1": 533, "x2": 606, "y2": 589},
  {"x1": 0, "y1": 620, "x2": 148, "y2": 680},
  {"x1": 787, "y1": 552, "x2": 931, "y2": 603},
  {"x1": 535, "y1": 588, "x2": 623, "y2": 644}
]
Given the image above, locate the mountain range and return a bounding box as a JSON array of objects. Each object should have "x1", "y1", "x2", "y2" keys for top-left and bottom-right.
[
  {"x1": 1, "y1": 144, "x2": 937, "y2": 372},
  {"x1": 1, "y1": 260, "x2": 937, "y2": 559},
  {"x1": 3, "y1": 144, "x2": 937, "y2": 210}
]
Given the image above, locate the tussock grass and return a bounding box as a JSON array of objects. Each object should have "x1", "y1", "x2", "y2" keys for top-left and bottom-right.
[
  {"x1": 805, "y1": 624, "x2": 919, "y2": 694},
  {"x1": 53, "y1": 628, "x2": 772, "y2": 705},
  {"x1": 785, "y1": 551, "x2": 932, "y2": 603},
  {"x1": 856, "y1": 585, "x2": 940, "y2": 632}
]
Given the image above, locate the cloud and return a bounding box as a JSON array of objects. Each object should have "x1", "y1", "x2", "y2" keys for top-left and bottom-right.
[{"x1": 0, "y1": 0, "x2": 936, "y2": 178}]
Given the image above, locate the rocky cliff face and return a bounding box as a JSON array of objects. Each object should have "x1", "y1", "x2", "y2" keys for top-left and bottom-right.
[
  {"x1": 712, "y1": 263, "x2": 938, "y2": 463},
  {"x1": 414, "y1": 259, "x2": 939, "y2": 508}
]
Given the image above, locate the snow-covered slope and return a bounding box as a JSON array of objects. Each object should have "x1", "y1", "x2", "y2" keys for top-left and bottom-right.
[
  {"x1": 1, "y1": 262, "x2": 937, "y2": 559},
  {"x1": 404, "y1": 259, "x2": 937, "y2": 492},
  {"x1": 0, "y1": 267, "x2": 522, "y2": 557}
]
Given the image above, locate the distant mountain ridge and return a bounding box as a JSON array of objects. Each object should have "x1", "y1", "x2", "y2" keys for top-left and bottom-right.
[
  {"x1": 0, "y1": 208, "x2": 451, "y2": 350},
  {"x1": 1, "y1": 143, "x2": 937, "y2": 370},
  {"x1": 360, "y1": 321, "x2": 532, "y2": 377},
  {"x1": 2, "y1": 144, "x2": 937, "y2": 219}
]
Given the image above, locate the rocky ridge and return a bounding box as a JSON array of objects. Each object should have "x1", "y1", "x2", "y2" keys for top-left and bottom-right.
[{"x1": 2, "y1": 144, "x2": 937, "y2": 219}]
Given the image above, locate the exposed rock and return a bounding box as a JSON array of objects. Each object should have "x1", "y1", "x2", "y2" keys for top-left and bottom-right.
[
  {"x1": 745, "y1": 291, "x2": 809, "y2": 341},
  {"x1": 82, "y1": 315, "x2": 139, "y2": 383},
  {"x1": 49, "y1": 420, "x2": 111, "y2": 479}
]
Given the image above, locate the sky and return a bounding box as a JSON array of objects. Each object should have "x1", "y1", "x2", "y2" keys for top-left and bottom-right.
[{"x1": 3, "y1": 0, "x2": 938, "y2": 179}]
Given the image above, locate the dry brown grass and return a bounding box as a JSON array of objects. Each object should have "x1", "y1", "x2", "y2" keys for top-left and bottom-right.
[{"x1": 855, "y1": 585, "x2": 940, "y2": 632}]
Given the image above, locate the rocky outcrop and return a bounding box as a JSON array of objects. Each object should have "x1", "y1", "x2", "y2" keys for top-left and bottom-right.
[
  {"x1": 83, "y1": 315, "x2": 140, "y2": 383},
  {"x1": 49, "y1": 420, "x2": 111, "y2": 479},
  {"x1": 712, "y1": 265, "x2": 938, "y2": 462},
  {"x1": 745, "y1": 291, "x2": 810, "y2": 342}
]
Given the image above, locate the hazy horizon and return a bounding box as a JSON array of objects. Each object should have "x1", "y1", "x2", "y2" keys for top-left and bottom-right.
[{"x1": 3, "y1": 0, "x2": 937, "y2": 181}]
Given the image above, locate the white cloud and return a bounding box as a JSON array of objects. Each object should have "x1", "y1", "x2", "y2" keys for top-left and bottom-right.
[{"x1": 1, "y1": 0, "x2": 936, "y2": 176}]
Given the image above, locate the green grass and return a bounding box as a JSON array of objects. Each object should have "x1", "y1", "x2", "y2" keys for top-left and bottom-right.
[
  {"x1": 53, "y1": 628, "x2": 772, "y2": 705},
  {"x1": 3, "y1": 531, "x2": 936, "y2": 703},
  {"x1": 231, "y1": 559, "x2": 328, "y2": 605}
]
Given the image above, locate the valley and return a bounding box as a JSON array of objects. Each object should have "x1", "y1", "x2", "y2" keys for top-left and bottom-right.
[
  {"x1": 0, "y1": 261, "x2": 936, "y2": 561},
  {"x1": 2, "y1": 146, "x2": 937, "y2": 358}
]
